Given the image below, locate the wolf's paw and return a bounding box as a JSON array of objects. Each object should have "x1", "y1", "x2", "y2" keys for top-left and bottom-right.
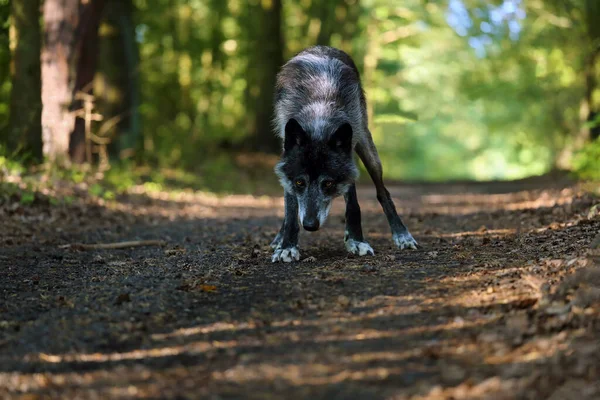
[
  {"x1": 345, "y1": 239, "x2": 375, "y2": 256},
  {"x1": 270, "y1": 232, "x2": 283, "y2": 250},
  {"x1": 393, "y1": 232, "x2": 418, "y2": 250},
  {"x1": 271, "y1": 246, "x2": 300, "y2": 263}
]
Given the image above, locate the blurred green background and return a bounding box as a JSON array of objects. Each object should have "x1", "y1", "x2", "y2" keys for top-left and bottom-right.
[{"x1": 1, "y1": 0, "x2": 600, "y2": 193}]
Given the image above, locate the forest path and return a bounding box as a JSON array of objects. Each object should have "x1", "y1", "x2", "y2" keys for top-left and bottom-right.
[{"x1": 1, "y1": 178, "x2": 599, "y2": 399}]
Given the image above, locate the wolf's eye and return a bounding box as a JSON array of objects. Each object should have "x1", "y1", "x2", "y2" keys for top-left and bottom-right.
[
  {"x1": 295, "y1": 179, "x2": 306, "y2": 188},
  {"x1": 323, "y1": 180, "x2": 334, "y2": 189}
]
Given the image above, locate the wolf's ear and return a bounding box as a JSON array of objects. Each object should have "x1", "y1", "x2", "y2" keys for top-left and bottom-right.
[
  {"x1": 284, "y1": 119, "x2": 306, "y2": 152},
  {"x1": 329, "y1": 123, "x2": 353, "y2": 153}
]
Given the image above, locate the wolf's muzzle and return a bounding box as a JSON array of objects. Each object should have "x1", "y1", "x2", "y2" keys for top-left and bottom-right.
[{"x1": 302, "y1": 219, "x2": 320, "y2": 231}]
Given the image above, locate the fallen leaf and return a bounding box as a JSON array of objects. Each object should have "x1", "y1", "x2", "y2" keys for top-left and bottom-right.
[{"x1": 200, "y1": 284, "x2": 217, "y2": 293}]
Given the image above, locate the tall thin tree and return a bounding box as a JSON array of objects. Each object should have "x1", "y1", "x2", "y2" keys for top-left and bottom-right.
[
  {"x1": 9, "y1": 0, "x2": 43, "y2": 161},
  {"x1": 583, "y1": 0, "x2": 600, "y2": 141},
  {"x1": 41, "y1": 0, "x2": 80, "y2": 160},
  {"x1": 246, "y1": 0, "x2": 284, "y2": 153},
  {"x1": 69, "y1": 0, "x2": 106, "y2": 163},
  {"x1": 94, "y1": 0, "x2": 141, "y2": 159}
]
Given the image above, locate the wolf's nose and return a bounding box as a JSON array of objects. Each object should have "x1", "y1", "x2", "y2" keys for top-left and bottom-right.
[{"x1": 303, "y1": 220, "x2": 320, "y2": 231}]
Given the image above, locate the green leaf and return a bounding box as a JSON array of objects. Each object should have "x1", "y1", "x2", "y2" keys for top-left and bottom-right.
[{"x1": 20, "y1": 192, "x2": 35, "y2": 205}]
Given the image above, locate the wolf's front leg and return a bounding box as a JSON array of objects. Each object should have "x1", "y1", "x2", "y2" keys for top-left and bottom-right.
[
  {"x1": 356, "y1": 136, "x2": 418, "y2": 250},
  {"x1": 272, "y1": 192, "x2": 301, "y2": 262},
  {"x1": 377, "y1": 186, "x2": 418, "y2": 250},
  {"x1": 343, "y1": 184, "x2": 374, "y2": 256}
]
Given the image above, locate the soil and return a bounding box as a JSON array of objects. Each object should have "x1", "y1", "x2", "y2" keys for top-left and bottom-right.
[{"x1": 1, "y1": 177, "x2": 600, "y2": 399}]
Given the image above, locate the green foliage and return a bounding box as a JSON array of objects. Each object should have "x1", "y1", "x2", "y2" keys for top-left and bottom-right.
[
  {"x1": 19, "y1": 191, "x2": 35, "y2": 205},
  {"x1": 2, "y1": 0, "x2": 600, "y2": 185},
  {"x1": 572, "y1": 140, "x2": 600, "y2": 181},
  {"x1": 0, "y1": 144, "x2": 27, "y2": 177},
  {"x1": 132, "y1": 0, "x2": 252, "y2": 166},
  {"x1": 360, "y1": 0, "x2": 551, "y2": 180},
  {"x1": 87, "y1": 183, "x2": 113, "y2": 200},
  {"x1": 103, "y1": 156, "x2": 280, "y2": 195}
]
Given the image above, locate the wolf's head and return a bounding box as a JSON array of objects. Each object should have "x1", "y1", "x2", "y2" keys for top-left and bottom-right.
[{"x1": 275, "y1": 118, "x2": 359, "y2": 231}]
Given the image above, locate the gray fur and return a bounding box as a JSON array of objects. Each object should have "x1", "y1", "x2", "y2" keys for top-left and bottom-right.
[
  {"x1": 274, "y1": 48, "x2": 367, "y2": 148},
  {"x1": 271, "y1": 46, "x2": 418, "y2": 262}
]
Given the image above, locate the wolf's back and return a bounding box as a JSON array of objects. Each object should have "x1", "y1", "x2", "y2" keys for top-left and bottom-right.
[{"x1": 273, "y1": 46, "x2": 367, "y2": 142}]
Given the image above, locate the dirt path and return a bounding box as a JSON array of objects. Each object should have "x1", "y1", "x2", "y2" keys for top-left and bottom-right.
[{"x1": 1, "y1": 179, "x2": 599, "y2": 399}]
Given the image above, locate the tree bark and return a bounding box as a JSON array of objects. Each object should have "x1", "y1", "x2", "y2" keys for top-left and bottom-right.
[
  {"x1": 585, "y1": 47, "x2": 600, "y2": 141},
  {"x1": 69, "y1": 0, "x2": 106, "y2": 164},
  {"x1": 41, "y1": 0, "x2": 80, "y2": 161},
  {"x1": 92, "y1": 0, "x2": 141, "y2": 161},
  {"x1": 584, "y1": 0, "x2": 600, "y2": 141},
  {"x1": 247, "y1": 0, "x2": 284, "y2": 153},
  {"x1": 9, "y1": 0, "x2": 43, "y2": 161},
  {"x1": 115, "y1": 0, "x2": 141, "y2": 158},
  {"x1": 210, "y1": 0, "x2": 226, "y2": 69},
  {"x1": 316, "y1": 2, "x2": 336, "y2": 46},
  {"x1": 339, "y1": 0, "x2": 362, "y2": 56}
]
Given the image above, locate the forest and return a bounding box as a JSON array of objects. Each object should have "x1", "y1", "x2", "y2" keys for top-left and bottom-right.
[
  {"x1": 1, "y1": 0, "x2": 600, "y2": 184},
  {"x1": 1, "y1": 1, "x2": 600, "y2": 399}
]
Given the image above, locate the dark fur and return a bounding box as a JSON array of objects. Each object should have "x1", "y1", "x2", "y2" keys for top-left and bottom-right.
[{"x1": 271, "y1": 46, "x2": 418, "y2": 262}]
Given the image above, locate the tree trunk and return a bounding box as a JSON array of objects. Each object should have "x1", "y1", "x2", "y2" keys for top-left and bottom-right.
[
  {"x1": 41, "y1": 0, "x2": 80, "y2": 161},
  {"x1": 115, "y1": 0, "x2": 141, "y2": 159},
  {"x1": 93, "y1": 0, "x2": 141, "y2": 160},
  {"x1": 69, "y1": 0, "x2": 106, "y2": 164},
  {"x1": 210, "y1": 0, "x2": 226, "y2": 69},
  {"x1": 339, "y1": 0, "x2": 362, "y2": 57},
  {"x1": 583, "y1": 0, "x2": 600, "y2": 142},
  {"x1": 247, "y1": 0, "x2": 284, "y2": 153},
  {"x1": 9, "y1": 0, "x2": 43, "y2": 161},
  {"x1": 316, "y1": 2, "x2": 336, "y2": 46}
]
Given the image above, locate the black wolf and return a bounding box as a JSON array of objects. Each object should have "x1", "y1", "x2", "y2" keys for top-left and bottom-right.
[{"x1": 271, "y1": 46, "x2": 417, "y2": 262}]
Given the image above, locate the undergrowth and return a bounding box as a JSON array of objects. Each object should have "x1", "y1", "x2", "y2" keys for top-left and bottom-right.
[
  {"x1": 0, "y1": 150, "x2": 283, "y2": 207},
  {"x1": 572, "y1": 139, "x2": 600, "y2": 181}
]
